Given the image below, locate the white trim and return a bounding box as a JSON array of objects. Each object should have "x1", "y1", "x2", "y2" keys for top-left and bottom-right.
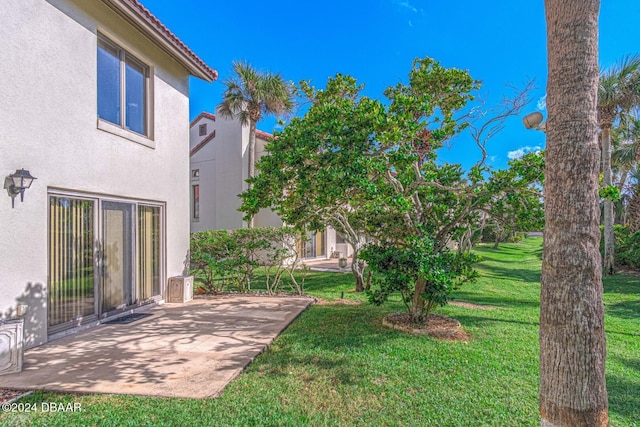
[{"x1": 98, "y1": 118, "x2": 155, "y2": 148}]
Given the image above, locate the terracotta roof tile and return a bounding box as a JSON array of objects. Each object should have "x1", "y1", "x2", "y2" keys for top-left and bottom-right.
[
  {"x1": 190, "y1": 111, "x2": 216, "y2": 128},
  {"x1": 255, "y1": 129, "x2": 274, "y2": 140},
  {"x1": 103, "y1": 0, "x2": 217, "y2": 81}
]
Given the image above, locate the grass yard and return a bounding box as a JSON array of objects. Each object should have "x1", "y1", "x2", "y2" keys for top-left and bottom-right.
[{"x1": 2, "y1": 238, "x2": 638, "y2": 426}]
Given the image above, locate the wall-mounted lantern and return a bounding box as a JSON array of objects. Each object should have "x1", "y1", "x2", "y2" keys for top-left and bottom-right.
[{"x1": 4, "y1": 169, "x2": 37, "y2": 208}]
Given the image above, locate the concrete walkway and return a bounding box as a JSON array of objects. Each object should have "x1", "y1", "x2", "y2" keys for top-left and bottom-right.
[
  {"x1": 1, "y1": 296, "x2": 313, "y2": 399},
  {"x1": 305, "y1": 258, "x2": 352, "y2": 272}
]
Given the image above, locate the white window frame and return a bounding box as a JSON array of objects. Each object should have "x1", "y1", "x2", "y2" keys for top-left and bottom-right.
[{"x1": 97, "y1": 32, "x2": 155, "y2": 148}]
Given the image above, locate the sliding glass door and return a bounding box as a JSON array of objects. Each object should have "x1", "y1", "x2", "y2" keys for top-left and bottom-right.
[
  {"x1": 48, "y1": 196, "x2": 97, "y2": 329},
  {"x1": 101, "y1": 201, "x2": 134, "y2": 313},
  {"x1": 298, "y1": 229, "x2": 326, "y2": 259},
  {"x1": 48, "y1": 193, "x2": 164, "y2": 332}
]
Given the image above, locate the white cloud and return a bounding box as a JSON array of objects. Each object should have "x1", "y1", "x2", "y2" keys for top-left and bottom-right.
[
  {"x1": 507, "y1": 145, "x2": 541, "y2": 160},
  {"x1": 408, "y1": 20, "x2": 413, "y2": 27},
  {"x1": 536, "y1": 95, "x2": 547, "y2": 111},
  {"x1": 397, "y1": 0, "x2": 417, "y2": 12},
  {"x1": 393, "y1": 0, "x2": 423, "y2": 14}
]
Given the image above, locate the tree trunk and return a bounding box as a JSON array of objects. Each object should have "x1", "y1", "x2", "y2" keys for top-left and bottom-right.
[
  {"x1": 616, "y1": 169, "x2": 628, "y2": 192},
  {"x1": 628, "y1": 188, "x2": 640, "y2": 232},
  {"x1": 542, "y1": 1, "x2": 609, "y2": 426},
  {"x1": 351, "y1": 254, "x2": 366, "y2": 292},
  {"x1": 247, "y1": 121, "x2": 257, "y2": 228},
  {"x1": 601, "y1": 125, "x2": 615, "y2": 274},
  {"x1": 411, "y1": 277, "x2": 426, "y2": 323}
]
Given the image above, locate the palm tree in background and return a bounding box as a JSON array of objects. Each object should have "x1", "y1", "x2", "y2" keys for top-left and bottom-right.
[
  {"x1": 597, "y1": 55, "x2": 640, "y2": 274},
  {"x1": 627, "y1": 167, "x2": 640, "y2": 231},
  {"x1": 218, "y1": 61, "x2": 294, "y2": 227},
  {"x1": 612, "y1": 114, "x2": 640, "y2": 224}
]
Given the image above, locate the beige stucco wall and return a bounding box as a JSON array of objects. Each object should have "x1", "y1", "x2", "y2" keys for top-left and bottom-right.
[{"x1": 0, "y1": 0, "x2": 193, "y2": 347}]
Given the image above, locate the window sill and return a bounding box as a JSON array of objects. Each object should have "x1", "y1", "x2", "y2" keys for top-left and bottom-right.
[{"x1": 98, "y1": 119, "x2": 155, "y2": 149}]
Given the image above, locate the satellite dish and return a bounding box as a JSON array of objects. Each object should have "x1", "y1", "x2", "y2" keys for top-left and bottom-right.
[{"x1": 523, "y1": 112, "x2": 544, "y2": 129}]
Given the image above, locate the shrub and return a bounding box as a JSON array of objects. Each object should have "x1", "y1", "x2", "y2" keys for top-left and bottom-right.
[
  {"x1": 190, "y1": 227, "x2": 306, "y2": 294},
  {"x1": 598, "y1": 225, "x2": 640, "y2": 270},
  {"x1": 616, "y1": 229, "x2": 640, "y2": 269},
  {"x1": 481, "y1": 225, "x2": 524, "y2": 246},
  {"x1": 360, "y1": 235, "x2": 479, "y2": 323}
]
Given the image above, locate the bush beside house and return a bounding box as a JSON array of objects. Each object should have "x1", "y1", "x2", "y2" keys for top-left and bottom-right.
[{"x1": 190, "y1": 227, "x2": 306, "y2": 294}]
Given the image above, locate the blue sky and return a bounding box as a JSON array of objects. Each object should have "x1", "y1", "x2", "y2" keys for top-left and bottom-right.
[{"x1": 144, "y1": 0, "x2": 639, "y2": 170}]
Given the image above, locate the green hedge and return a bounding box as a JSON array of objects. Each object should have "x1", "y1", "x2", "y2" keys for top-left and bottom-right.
[{"x1": 616, "y1": 229, "x2": 640, "y2": 269}]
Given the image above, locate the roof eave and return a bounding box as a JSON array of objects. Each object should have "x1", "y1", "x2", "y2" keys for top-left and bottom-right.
[{"x1": 101, "y1": 0, "x2": 217, "y2": 82}]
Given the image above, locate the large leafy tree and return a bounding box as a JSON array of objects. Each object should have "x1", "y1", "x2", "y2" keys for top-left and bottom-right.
[
  {"x1": 241, "y1": 75, "x2": 381, "y2": 291},
  {"x1": 597, "y1": 55, "x2": 640, "y2": 274},
  {"x1": 541, "y1": 0, "x2": 608, "y2": 425},
  {"x1": 217, "y1": 60, "x2": 294, "y2": 227},
  {"x1": 481, "y1": 153, "x2": 545, "y2": 249},
  {"x1": 242, "y1": 58, "x2": 540, "y2": 318}
]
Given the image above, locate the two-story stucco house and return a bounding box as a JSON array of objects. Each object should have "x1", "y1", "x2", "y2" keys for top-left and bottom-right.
[
  {"x1": 189, "y1": 112, "x2": 354, "y2": 260},
  {"x1": 0, "y1": 0, "x2": 217, "y2": 350}
]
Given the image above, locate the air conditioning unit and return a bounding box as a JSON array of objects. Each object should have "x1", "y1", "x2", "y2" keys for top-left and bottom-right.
[
  {"x1": 0, "y1": 319, "x2": 24, "y2": 376},
  {"x1": 166, "y1": 276, "x2": 194, "y2": 303}
]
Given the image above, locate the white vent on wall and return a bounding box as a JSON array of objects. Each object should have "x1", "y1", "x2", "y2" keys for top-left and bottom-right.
[{"x1": 166, "y1": 276, "x2": 194, "y2": 303}]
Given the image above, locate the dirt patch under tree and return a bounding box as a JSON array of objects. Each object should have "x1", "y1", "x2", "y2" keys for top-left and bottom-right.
[{"x1": 382, "y1": 313, "x2": 470, "y2": 342}]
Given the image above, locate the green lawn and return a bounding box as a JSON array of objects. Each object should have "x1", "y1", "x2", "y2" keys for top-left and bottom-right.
[{"x1": 2, "y1": 237, "x2": 639, "y2": 426}]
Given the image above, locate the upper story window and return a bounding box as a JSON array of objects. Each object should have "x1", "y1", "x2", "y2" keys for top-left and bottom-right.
[
  {"x1": 97, "y1": 34, "x2": 150, "y2": 137},
  {"x1": 199, "y1": 123, "x2": 207, "y2": 136}
]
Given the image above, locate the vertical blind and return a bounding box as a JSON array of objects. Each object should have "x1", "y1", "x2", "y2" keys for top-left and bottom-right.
[
  {"x1": 138, "y1": 205, "x2": 161, "y2": 300},
  {"x1": 48, "y1": 196, "x2": 96, "y2": 327}
]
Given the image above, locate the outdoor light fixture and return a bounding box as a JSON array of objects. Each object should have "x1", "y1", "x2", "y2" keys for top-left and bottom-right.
[
  {"x1": 523, "y1": 112, "x2": 546, "y2": 132},
  {"x1": 4, "y1": 169, "x2": 37, "y2": 208}
]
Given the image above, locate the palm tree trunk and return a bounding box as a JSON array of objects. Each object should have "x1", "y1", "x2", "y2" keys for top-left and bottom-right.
[
  {"x1": 541, "y1": 1, "x2": 608, "y2": 426},
  {"x1": 247, "y1": 121, "x2": 257, "y2": 228},
  {"x1": 628, "y1": 186, "x2": 640, "y2": 232},
  {"x1": 602, "y1": 125, "x2": 615, "y2": 274}
]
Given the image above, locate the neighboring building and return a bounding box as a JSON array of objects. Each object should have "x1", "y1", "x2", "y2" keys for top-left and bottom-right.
[
  {"x1": 189, "y1": 113, "x2": 353, "y2": 260},
  {"x1": 0, "y1": 0, "x2": 217, "y2": 349}
]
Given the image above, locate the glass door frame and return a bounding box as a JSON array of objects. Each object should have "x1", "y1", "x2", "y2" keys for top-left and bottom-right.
[
  {"x1": 48, "y1": 190, "x2": 166, "y2": 333},
  {"x1": 47, "y1": 194, "x2": 100, "y2": 334},
  {"x1": 100, "y1": 199, "x2": 136, "y2": 317}
]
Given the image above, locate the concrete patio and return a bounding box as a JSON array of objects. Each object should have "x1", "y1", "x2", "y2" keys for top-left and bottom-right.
[
  {"x1": 305, "y1": 258, "x2": 352, "y2": 272},
  {"x1": 1, "y1": 296, "x2": 313, "y2": 399}
]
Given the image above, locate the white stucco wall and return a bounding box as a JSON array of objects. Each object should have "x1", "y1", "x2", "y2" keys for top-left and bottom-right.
[
  {"x1": 189, "y1": 115, "x2": 216, "y2": 150},
  {"x1": 0, "y1": 0, "x2": 193, "y2": 347},
  {"x1": 190, "y1": 114, "x2": 250, "y2": 231},
  {"x1": 188, "y1": 116, "x2": 348, "y2": 259}
]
